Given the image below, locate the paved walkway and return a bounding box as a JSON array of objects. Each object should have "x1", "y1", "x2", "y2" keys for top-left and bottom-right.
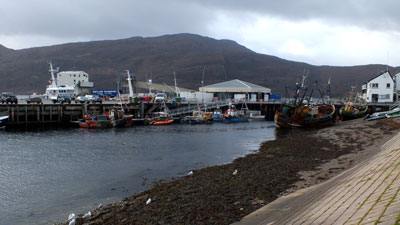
[{"x1": 235, "y1": 132, "x2": 400, "y2": 225}]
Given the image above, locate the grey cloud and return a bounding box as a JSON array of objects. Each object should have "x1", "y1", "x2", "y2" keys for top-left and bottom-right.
[
  {"x1": 1, "y1": 0, "x2": 398, "y2": 41},
  {"x1": 0, "y1": 0, "x2": 214, "y2": 40},
  {"x1": 194, "y1": 0, "x2": 400, "y2": 32}
]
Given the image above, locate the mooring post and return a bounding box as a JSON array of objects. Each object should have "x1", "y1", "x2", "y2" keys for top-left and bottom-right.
[
  {"x1": 41, "y1": 105, "x2": 44, "y2": 123},
  {"x1": 37, "y1": 105, "x2": 40, "y2": 121},
  {"x1": 10, "y1": 106, "x2": 14, "y2": 123},
  {"x1": 57, "y1": 105, "x2": 63, "y2": 123},
  {"x1": 16, "y1": 106, "x2": 19, "y2": 123},
  {"x1": 50, "y1": 105, "x2": 53, "y2": 121},
  {"x1": 141, "y1": 102, "x2": 144, "y2": 117},
  {"x1": 25, "y1": 105, "x2": 28, "y2": 124}
]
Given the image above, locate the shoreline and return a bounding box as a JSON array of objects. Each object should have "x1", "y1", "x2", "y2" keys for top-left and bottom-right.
[{"x1": 59, "y1": 118, "x2": 400, "y2": 225}]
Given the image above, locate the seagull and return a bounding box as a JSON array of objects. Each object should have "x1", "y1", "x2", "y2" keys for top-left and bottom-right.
[
  {"x1": 146, "y1": 198, "x2": 152, "y2": 205},
  {"x1": 97, "y1": 203, "x2": 103, "y2": 209},
  {"x1": 68, "y1": 213, "x2": 76, "y2": 221},
  {"x1": 187, "y1": 171, "x2": 193, "y2": 176},
  {"x1": 232, "y1": 169, "x2": 238, "y2": 176}
]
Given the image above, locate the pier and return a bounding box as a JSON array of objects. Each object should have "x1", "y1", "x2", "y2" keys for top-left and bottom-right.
[{"x1": 0, "y1": 101, "x2": 390, "y2": 127}]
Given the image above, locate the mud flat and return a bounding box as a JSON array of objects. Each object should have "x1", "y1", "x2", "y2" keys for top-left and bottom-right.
[{"x1": 58, "y1": 118, "x2": 400, "y2": 225}]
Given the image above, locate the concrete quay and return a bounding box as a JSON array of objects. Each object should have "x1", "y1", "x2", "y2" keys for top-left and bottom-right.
[{"x1": 235, "y1": 132, "x2": 400, "y2": 225}]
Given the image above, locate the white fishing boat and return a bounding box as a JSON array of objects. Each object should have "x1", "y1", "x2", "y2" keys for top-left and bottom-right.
[{"x1": 45, "y1": 62, "x2": 75, "y2": 102}]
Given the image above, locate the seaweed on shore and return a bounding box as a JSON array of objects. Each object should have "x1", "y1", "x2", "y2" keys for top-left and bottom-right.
[{"x1": 60, "y1": 119, "x2": 398, "y2": 225}]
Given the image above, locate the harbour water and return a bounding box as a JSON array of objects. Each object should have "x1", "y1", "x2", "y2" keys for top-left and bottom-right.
[{"x1": 0, "y1": 121, "x2": 276, "y2": 225}]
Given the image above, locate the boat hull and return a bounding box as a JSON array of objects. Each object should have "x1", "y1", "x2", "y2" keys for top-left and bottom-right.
[
  {"x1": 339, "y1": 105, "x2": 368, "y2": 121},
  {"x1": 274, "y1": 104, "x2": 336, "y2": 128},
  {"x1": 223, "y1": 116, "x2": 249, "y2": 123},
  {"x1": 0, "y1": 116, "x2": 9, "y2": 128},
  {"x1": 79, "y1": 120, "x2": 113, "y2": 128},
  {"x1": 149, "y1": 119, "x2": 174, "y2": 125}
]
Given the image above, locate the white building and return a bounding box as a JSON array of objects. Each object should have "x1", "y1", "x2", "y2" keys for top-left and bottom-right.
[
  {"x1": 362, "y1": 71, "x2": 394, "y2": 103},
  {"x1": 56, "y1": 71, "x2": 94, "y2": 95},
  {"x1": 199, "y1": 79, "x2": 271, "y2": 102}
]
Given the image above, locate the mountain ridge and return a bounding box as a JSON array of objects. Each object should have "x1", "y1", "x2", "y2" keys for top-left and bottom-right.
[{"x1": 0, "y1": 33, "x2": 396, "y2": 96}]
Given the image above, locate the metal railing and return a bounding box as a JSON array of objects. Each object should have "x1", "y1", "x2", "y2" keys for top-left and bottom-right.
[{"x1": 169, "y1": 100, "x2": 231, "y2": 117}]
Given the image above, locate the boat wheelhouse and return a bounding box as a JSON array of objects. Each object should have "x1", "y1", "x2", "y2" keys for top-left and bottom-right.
[{"x1": 45, "y1": 62, "x2": 75, "y2": 101}]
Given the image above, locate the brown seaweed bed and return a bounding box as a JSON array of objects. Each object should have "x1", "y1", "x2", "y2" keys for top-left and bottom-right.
[{"x1": 59, "y1": 119, "x2": 399, "y2": 225}]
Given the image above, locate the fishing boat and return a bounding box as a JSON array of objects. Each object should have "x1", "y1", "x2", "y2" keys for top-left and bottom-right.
[
  {"x1": 339, "y1": 88, "x2": 368, "y2": 120},
  {"x1": 109, "y1": 108, "x2": 134, "y2": 127},
  {"x1": 79, "y1": 108, "x2": 133, "y2": 128},
  {"x1": 213, "y1": 108, "x2": 224, "y2": 122},
  {"x1": 222, "y1": 102, "x2": 249, "y2": 123},
  {"x1": 339, "y1": 103, "x2": 368, "y2": 120},
  {"x1": 274, "y1": 74, "x2": 335, "y2": 128},
  {"x1": 146, "y1": 102, "x2": 174, "y2": 125},
  {"x1": 79, "y1": 114, "x2": 113, "y2": 128},
  {"x1": 45, "y1": 62, "x2": 75, "y2": 102},
  {"x1": 0, "y1": 115, "x2": 9, "y2": 128},
  {"x1": 275, "y1": 103, "x2": 335, "y2": 128},
  {"x1": 183, "y1": 108, "x2": 213, "y2": 124}
]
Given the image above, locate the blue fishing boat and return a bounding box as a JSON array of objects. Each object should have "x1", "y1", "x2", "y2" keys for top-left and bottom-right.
[
  {"x1": 213, "y1": 108, "x2": 224, "y2": 122},
  {"x1": 222, "y1": 102, "x2": 249, "y2": 123}
]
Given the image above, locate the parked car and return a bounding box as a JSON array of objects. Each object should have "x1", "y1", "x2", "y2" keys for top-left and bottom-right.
[
  {"x1": 55, "y1": 94, "x2": 72, "y2": 104},
  {"x1": 75, "y1": 96, "x2": 89, "y2": 104},
  {"x1": 85, "y1": 95, "x2": 103, "y2": 103},
  {"x1": 155, "y1": 93, "x2": 167, "y2": 102},
  {"x1": 26, "y1": 96, "x2": 42, "y2": 104},
  {"x1": 1, "y1": 92, "x2": 18, "y2": 104}
]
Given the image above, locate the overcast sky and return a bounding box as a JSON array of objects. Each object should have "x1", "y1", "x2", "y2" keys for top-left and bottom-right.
[{"x1": 1, "y1": 0, "x2": 399, "y2": 66}]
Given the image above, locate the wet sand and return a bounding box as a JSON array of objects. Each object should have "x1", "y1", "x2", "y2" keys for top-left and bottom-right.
[{"x1": 59, "y1": 118, "x2": 400, "y2": 225}]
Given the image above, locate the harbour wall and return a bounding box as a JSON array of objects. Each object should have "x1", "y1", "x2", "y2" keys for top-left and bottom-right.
[{"x1": 0, "y1": 102, "x2": 390, "y2": 127}]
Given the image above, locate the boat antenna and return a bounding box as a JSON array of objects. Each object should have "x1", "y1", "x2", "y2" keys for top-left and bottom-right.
[{"x1": 201, "y1": 66, "x2": 205, "y2": 103}]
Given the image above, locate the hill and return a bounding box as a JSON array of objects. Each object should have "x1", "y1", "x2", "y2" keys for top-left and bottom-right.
[{"x1": 0, "y1": 33, "x2": 396, "y2": 97}]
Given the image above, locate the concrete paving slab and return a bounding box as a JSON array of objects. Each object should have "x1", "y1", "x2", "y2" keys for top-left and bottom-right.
[{"x1": 234, "y1": 132, "x2": 400, "y2": 225}]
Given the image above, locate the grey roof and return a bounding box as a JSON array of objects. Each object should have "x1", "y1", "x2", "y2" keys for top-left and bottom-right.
[{"x1": 199, "y1": 79, "x2": 271, "y2": 93}]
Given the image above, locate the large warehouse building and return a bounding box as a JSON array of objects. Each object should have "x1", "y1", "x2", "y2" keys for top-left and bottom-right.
[{"x1": 199, "y1": 79, "x2": 271, "y2": 102}]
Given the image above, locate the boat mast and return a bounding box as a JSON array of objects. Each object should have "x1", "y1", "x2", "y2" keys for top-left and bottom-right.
[
  {"x1": 126, "y1": 70, "x2": 134, "y2": 98},
  {"x1": 299, "y1": 71, "x2": 309, "y2": 105},
  {"x1": 48, "y1": 61, "x2": 59, "y2": 87},
  {"x1": 315, "y1": 81, "x2": 325, "y2": 104},
  {"x1": 173, "y1": 72, "x2": 180, "y2": 97}
]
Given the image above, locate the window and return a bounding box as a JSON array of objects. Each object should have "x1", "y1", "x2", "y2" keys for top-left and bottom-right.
[
  {"x1": 371, "y1": 83, "x2": 378, "y2": 88},
  {"x1": 379, "y1": 94, "x2": 390, "y2": 99},
  {"x1": 387, "y1": 83, "x2": 391, "y2": 88}
]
